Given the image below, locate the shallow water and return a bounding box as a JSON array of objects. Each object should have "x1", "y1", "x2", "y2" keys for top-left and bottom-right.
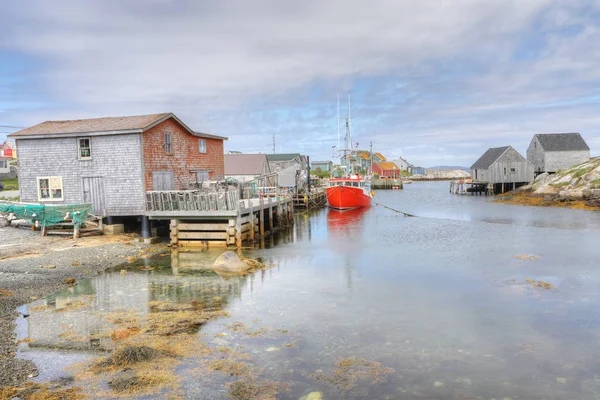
[{"x1": 16, "y1": 181, "x2": 600, "y2": 399}]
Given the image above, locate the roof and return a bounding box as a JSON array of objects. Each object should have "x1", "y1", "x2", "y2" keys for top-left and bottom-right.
[
  {"x1": 374, "y1": 152, "x2": 386, "y2": 160},
  {"x1": 225, "y1": 154, "x2": 268, "y2": 175},
  {"x1": 534, "y1": 133, "x2": 589, "y2": 152},
  {"x1": 471, "y1": 146, "x2": 510, "y2": 170},
  {"x1": 193, "y1": 131, "x2": 228, "y2": 140},
  {"x1": 266, "y1": 153, "x2": 301, "y2": 162},
  {"x1": 9, "y1": 113, "x2": 227, "y2": 140},
  {"x1": 311, "y1": 160, "x2": 332, "y2": 164},
  {"x1": 377, "y1": 161, "x2": 400, "y2": 170}
]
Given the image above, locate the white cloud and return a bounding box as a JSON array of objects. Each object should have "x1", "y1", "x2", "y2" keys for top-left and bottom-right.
[{"x1": 2, "y1": 0, "x2": 599, "y2": 166}]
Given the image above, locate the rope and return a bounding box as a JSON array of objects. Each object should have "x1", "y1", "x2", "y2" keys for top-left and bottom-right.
[{"x1": 372, "y1": 200, "x2": 416, "y2": 217}]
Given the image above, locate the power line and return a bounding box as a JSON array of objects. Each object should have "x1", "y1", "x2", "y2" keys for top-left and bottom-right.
[{"x1": 0, "y1": 125, "x2": 25, "y2": 129}]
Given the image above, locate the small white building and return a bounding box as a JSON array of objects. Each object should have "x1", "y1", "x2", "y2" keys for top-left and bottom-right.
[
  {"x1": 394, "y1": 157, "x2": 410, "y2": 171},
  {"x1": 526, "y1": 133, "x2": 590, "y2": 174},
  {"x1": 224, "y1": 154, "x2": 270, "y2": 183}
]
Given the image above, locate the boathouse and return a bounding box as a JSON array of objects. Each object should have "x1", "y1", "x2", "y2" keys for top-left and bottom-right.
[
  {"x1": 408, "y1": 165, "x2": 426, "y2": 175},
  {"x1": 471, "y1": 146, "x2": 534, "y2": 193},
  {"x1": 9, "y1": 113, "x2": 227, "y2": 219},
  {"x1": 225, "y1": 153, "x2": 271, "y2": 183},
  {"x1": 373, "y1": 161, "x2": 402, "y2": 178},
  {"x1": 526, "y1": 133, "x2": 590, "y2": 174},
  {"x1": 311, "y1": 160, "x2": 333, "y2": 172},
  {"x1": 394, "y1": 157, "x2": 409, "y2": 171}
]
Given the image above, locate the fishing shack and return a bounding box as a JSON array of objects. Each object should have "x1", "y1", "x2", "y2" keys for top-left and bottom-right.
[
  {"x1": 470, "y1": 146, "x2": 534, "y2": 194},
  {"x1": 9, "y1": 113, "x2": 227, "y2": 235},
  {"x1": 526, "y1": 133, "x2": 590, "y2": 175}
]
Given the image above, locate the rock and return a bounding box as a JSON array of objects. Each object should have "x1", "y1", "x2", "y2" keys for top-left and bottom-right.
[
  {"x1": 120, "y1": 269, "x2": 127, "y2": 275},
  {"x1": 556, "y1": 377, "x2": 567, "y2": 384},
  {"x1": 434, "y1": 381, "x2": 445, "y2": 388},
  {"x1": 536, "y1": 185, "x2": 558, "y2": 195},
  {"x1": 299, "y1": 392, "x2": 323, "y2": 400},
  {"x1": 266, "y1": 346, "x2": 279, "y2": 352},
  {"x1": 62, "y1": 277, "x2": 77, "y2": 285},
  {"x1": 0, "y1": 216, "x2": 8, "y2": 228},
  {"x1": 40, "y1": 265, "x2": 56, "y2": 269},
  {"x1": 212, "y1": 251, "x2": 252, "y2": 274}
]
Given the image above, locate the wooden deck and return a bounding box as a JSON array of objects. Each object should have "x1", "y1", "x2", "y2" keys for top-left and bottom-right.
[{"x1": 145, "y1": 190, "x2": 294, "y2": 247}]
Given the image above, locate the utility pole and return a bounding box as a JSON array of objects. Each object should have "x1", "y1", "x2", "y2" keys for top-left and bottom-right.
[{"x1": 272, "y1": 133, "x2": 276, "y2": 153}]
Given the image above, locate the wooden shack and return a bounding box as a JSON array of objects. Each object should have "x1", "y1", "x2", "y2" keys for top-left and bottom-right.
[
  {"x1": 471, "y1": 146, "x2": 534, "y2": 194},
  {"x1": 526, "y1": 133, "x2": 590, "y2": 174}
]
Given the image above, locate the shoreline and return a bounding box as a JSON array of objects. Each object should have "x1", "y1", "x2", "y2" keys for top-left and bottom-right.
[
  {"x1": 494, "y1": 192, "x2": 600, "y2": 211},
  {"x1": 0, "y1": 229, "x2": 152, "y2": 388}
]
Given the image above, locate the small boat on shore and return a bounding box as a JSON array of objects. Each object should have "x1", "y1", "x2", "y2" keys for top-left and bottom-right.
[
  {"x1": 326, "y1": 174, "x2": 372, "y2": 210},
  {"x1": 402, "y1": 179, "x2": 413, "y2": 184}
]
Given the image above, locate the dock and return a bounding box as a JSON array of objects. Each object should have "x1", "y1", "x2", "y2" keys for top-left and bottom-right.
[
  {"x1": 372, "y1": 179, "x2": 403, "y2": 190},
  {"x1": 292, "y1": 188, "x2": 327, "y2": 210},
  {"x1": 450, "y1": 180, "x2": 528, "y2": 195},
  {"x1": 145, "y1": 190, "x2": 294, "y2": 247}
]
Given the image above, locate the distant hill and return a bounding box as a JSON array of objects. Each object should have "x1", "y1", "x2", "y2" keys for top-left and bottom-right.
[{"x1": 427, "y1": 165, "x2": 469, "y2": 171}]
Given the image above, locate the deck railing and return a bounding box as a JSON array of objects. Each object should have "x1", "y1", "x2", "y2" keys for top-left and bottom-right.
[{"x1": 145, "y1": 190, "x2": 240, "y2": 212}]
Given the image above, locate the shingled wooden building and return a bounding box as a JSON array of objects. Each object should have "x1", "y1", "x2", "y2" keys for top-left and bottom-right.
[{"x1": 471, "y1": 146, "x2": 534, "y2": 193}]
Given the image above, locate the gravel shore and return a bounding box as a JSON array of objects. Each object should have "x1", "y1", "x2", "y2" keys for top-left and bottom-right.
[{"x1": 0, "y1": 226, "x2": 152, "y2": 388}]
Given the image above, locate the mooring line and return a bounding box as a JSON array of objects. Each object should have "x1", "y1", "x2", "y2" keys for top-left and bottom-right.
[{"x1": 372, "y1": 200, "x2": 416, "y2": 217}]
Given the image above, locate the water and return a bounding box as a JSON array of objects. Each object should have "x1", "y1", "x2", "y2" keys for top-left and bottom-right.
[{"x1": 15, "y1": 181, "x2": 600, "y2": 399}]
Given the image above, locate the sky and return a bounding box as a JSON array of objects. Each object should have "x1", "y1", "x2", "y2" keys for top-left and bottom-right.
[{"x1": 1, "y1": 0, "x2": 600, "y2": 167}]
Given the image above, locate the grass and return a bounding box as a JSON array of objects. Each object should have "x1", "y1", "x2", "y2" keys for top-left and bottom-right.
[
  {"x1": 0, "y1": 178, "x2": 18, "y2": 190},
  {"x1": 550, "y1": 182, "x2": 569, "y2": 188},
  {"x1": 573, "y1": 166, "x2": 595, "y2": 179}
]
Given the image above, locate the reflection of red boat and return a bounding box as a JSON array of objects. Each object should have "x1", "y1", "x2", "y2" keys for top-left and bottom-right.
[
  {"x1": 326, "y1": 174, "x2": 372, "y2": 210},
  {"x1": 327, "y1": 207, "x2": 368, "y2": 230}
]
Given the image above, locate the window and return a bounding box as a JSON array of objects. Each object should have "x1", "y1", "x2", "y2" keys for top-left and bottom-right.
[
  {"x1": 78, "y1": 137, "x2": 91, "y2": 159},
  {"x1": 37, "y1": 177, "x2": 63, "y2": 201},
  {"x1": 504, "y1": 167, "x2": 507, "y2": 175},
  {"x1": 196, "y1": 170, "x2": 209, "y2": 182},
  {"x1": 165, "y1": 133, "x2": 172, "y2": 154},
  {"x1": 199, "y1": 139, "x2": 206, "y2": 153},
  {"x1": 511, "y1": 168, "x2": 516, "y2": 173},
  {"x1": 0, "y1": 160, "x2": 7, "y2": 169}
]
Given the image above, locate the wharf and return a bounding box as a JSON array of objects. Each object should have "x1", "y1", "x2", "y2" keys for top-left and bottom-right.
[
  {"x1": 146, "y1": 190, "x2": 293, "y2": 247},
  {"x1": 372, "y1": 179, "x2": 403, "y2": 189},
  {"x1": 450, "y1": 180, "x2": 529, "y2": 195},
  {"x1": 292, "y1": 188, "x2": 327, "y2": 211}
]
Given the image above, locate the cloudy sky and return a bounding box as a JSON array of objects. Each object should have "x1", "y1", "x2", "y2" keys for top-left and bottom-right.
[{"x1": 1, "y1": 0, "x2": 599, "y2": 167}]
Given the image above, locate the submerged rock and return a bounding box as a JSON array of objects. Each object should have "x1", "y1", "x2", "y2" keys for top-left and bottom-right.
[
  {"x1": 212, "y1": 251, "x2": 252, "y2": 274},
  {"x1": 434, "y1": 381, "x2": 445, "y2": 388},
  {"x1": 299, "y1": 392, "x2": 323, "y2": 400}
]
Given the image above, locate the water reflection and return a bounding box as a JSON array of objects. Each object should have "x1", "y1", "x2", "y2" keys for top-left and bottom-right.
[{"x1": 14, "y1": 182, "x2": 600, "y2": 399}]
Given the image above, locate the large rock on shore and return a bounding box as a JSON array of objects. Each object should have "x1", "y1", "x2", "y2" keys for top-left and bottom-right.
[{"x1": 212, "y1": 251, "x2": 252, "y2": 274}]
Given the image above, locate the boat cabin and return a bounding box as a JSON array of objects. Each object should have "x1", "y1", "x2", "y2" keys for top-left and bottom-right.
[{"x1": 329, "y1": 174, "x2": 369, "y2": 188}]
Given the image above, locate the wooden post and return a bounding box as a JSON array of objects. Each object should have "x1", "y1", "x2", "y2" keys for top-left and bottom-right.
[
  {"x1": 235, "y1": 212, "x2": 242, "y2": 248},
  {"x1": 170, "y1": 219, "x2": 179, "y2": 247},
  {"x1": 268, "y1": 201, "x2": 274, "y2": 233},
  {"x1": 41, "y1": 225, "x2": 47, "y2": 237},
  {"x1": 73, "y1": 223, "x2": 81, "y2": 239},
  {"x1": 259, "y1": 197, "x2": 265, "y2": 237},
  {"x1": 248, "y1": 205, "x2": 255, "y2": 243}
]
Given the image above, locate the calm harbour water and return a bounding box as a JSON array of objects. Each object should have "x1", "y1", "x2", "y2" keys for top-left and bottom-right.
[{"x1": 16, "y1": 181, "x2": 600, "y2": 399}]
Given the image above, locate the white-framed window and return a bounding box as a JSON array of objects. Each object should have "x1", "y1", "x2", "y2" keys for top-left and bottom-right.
[
  {"x1": 0, "y1": 160, "x2": 7, "y2": 169},
  {"x1": 165, "y1": 133, "x2": 172, "y2": 155},
  {"x1": 199, "y1": 139, "x2": 206, "y2": 153},
  {"x1": 37, "y1": 176, "x2": 64, "y2": 201},
  {"x1": 78, "y1": 137, "x2": 91, "y2": 159}
]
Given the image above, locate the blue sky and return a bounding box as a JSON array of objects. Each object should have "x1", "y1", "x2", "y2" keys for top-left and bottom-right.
[{"x1": 1, "y1": 0, "x2": 600, "y2": 167}]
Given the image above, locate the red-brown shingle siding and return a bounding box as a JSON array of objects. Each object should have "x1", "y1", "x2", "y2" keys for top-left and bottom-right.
[{"x1": 141, "y1": 118, "x2": 225, "y2": 191}]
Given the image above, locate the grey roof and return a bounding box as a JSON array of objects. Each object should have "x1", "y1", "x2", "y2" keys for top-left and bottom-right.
[
  {"x1": 225, "y1": 154, "x2": 268, "y2": 175},
  {"x1": 534, "y1": 133, "x2": 589, "y2": 151},
  {"x1": 471, "y1": 146, "x2": 511, "y2": 170},
  {"x1": 193, "y1": 131, "x2": 228, "y2": 140},
  {"x1": 266, "y1": 153, "x2": 301, "y2": 162}
]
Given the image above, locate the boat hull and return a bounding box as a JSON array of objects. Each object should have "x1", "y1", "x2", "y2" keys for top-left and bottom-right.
[{"x1": 326, "y1": 186, "x2": 371, "y2": 210}]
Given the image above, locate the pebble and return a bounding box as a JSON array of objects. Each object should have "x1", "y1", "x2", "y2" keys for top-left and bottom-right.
[
  {"x1": 556, "y1": 377, "x2": 568, "y2": 384},
  {"x1": 266, "y1": 346, "x2": 280, "y2": 352}
]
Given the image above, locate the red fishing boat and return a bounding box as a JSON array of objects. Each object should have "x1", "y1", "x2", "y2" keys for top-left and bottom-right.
[{"x1": 326, "y1": 174, "x2": 372, "y2": 210}]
